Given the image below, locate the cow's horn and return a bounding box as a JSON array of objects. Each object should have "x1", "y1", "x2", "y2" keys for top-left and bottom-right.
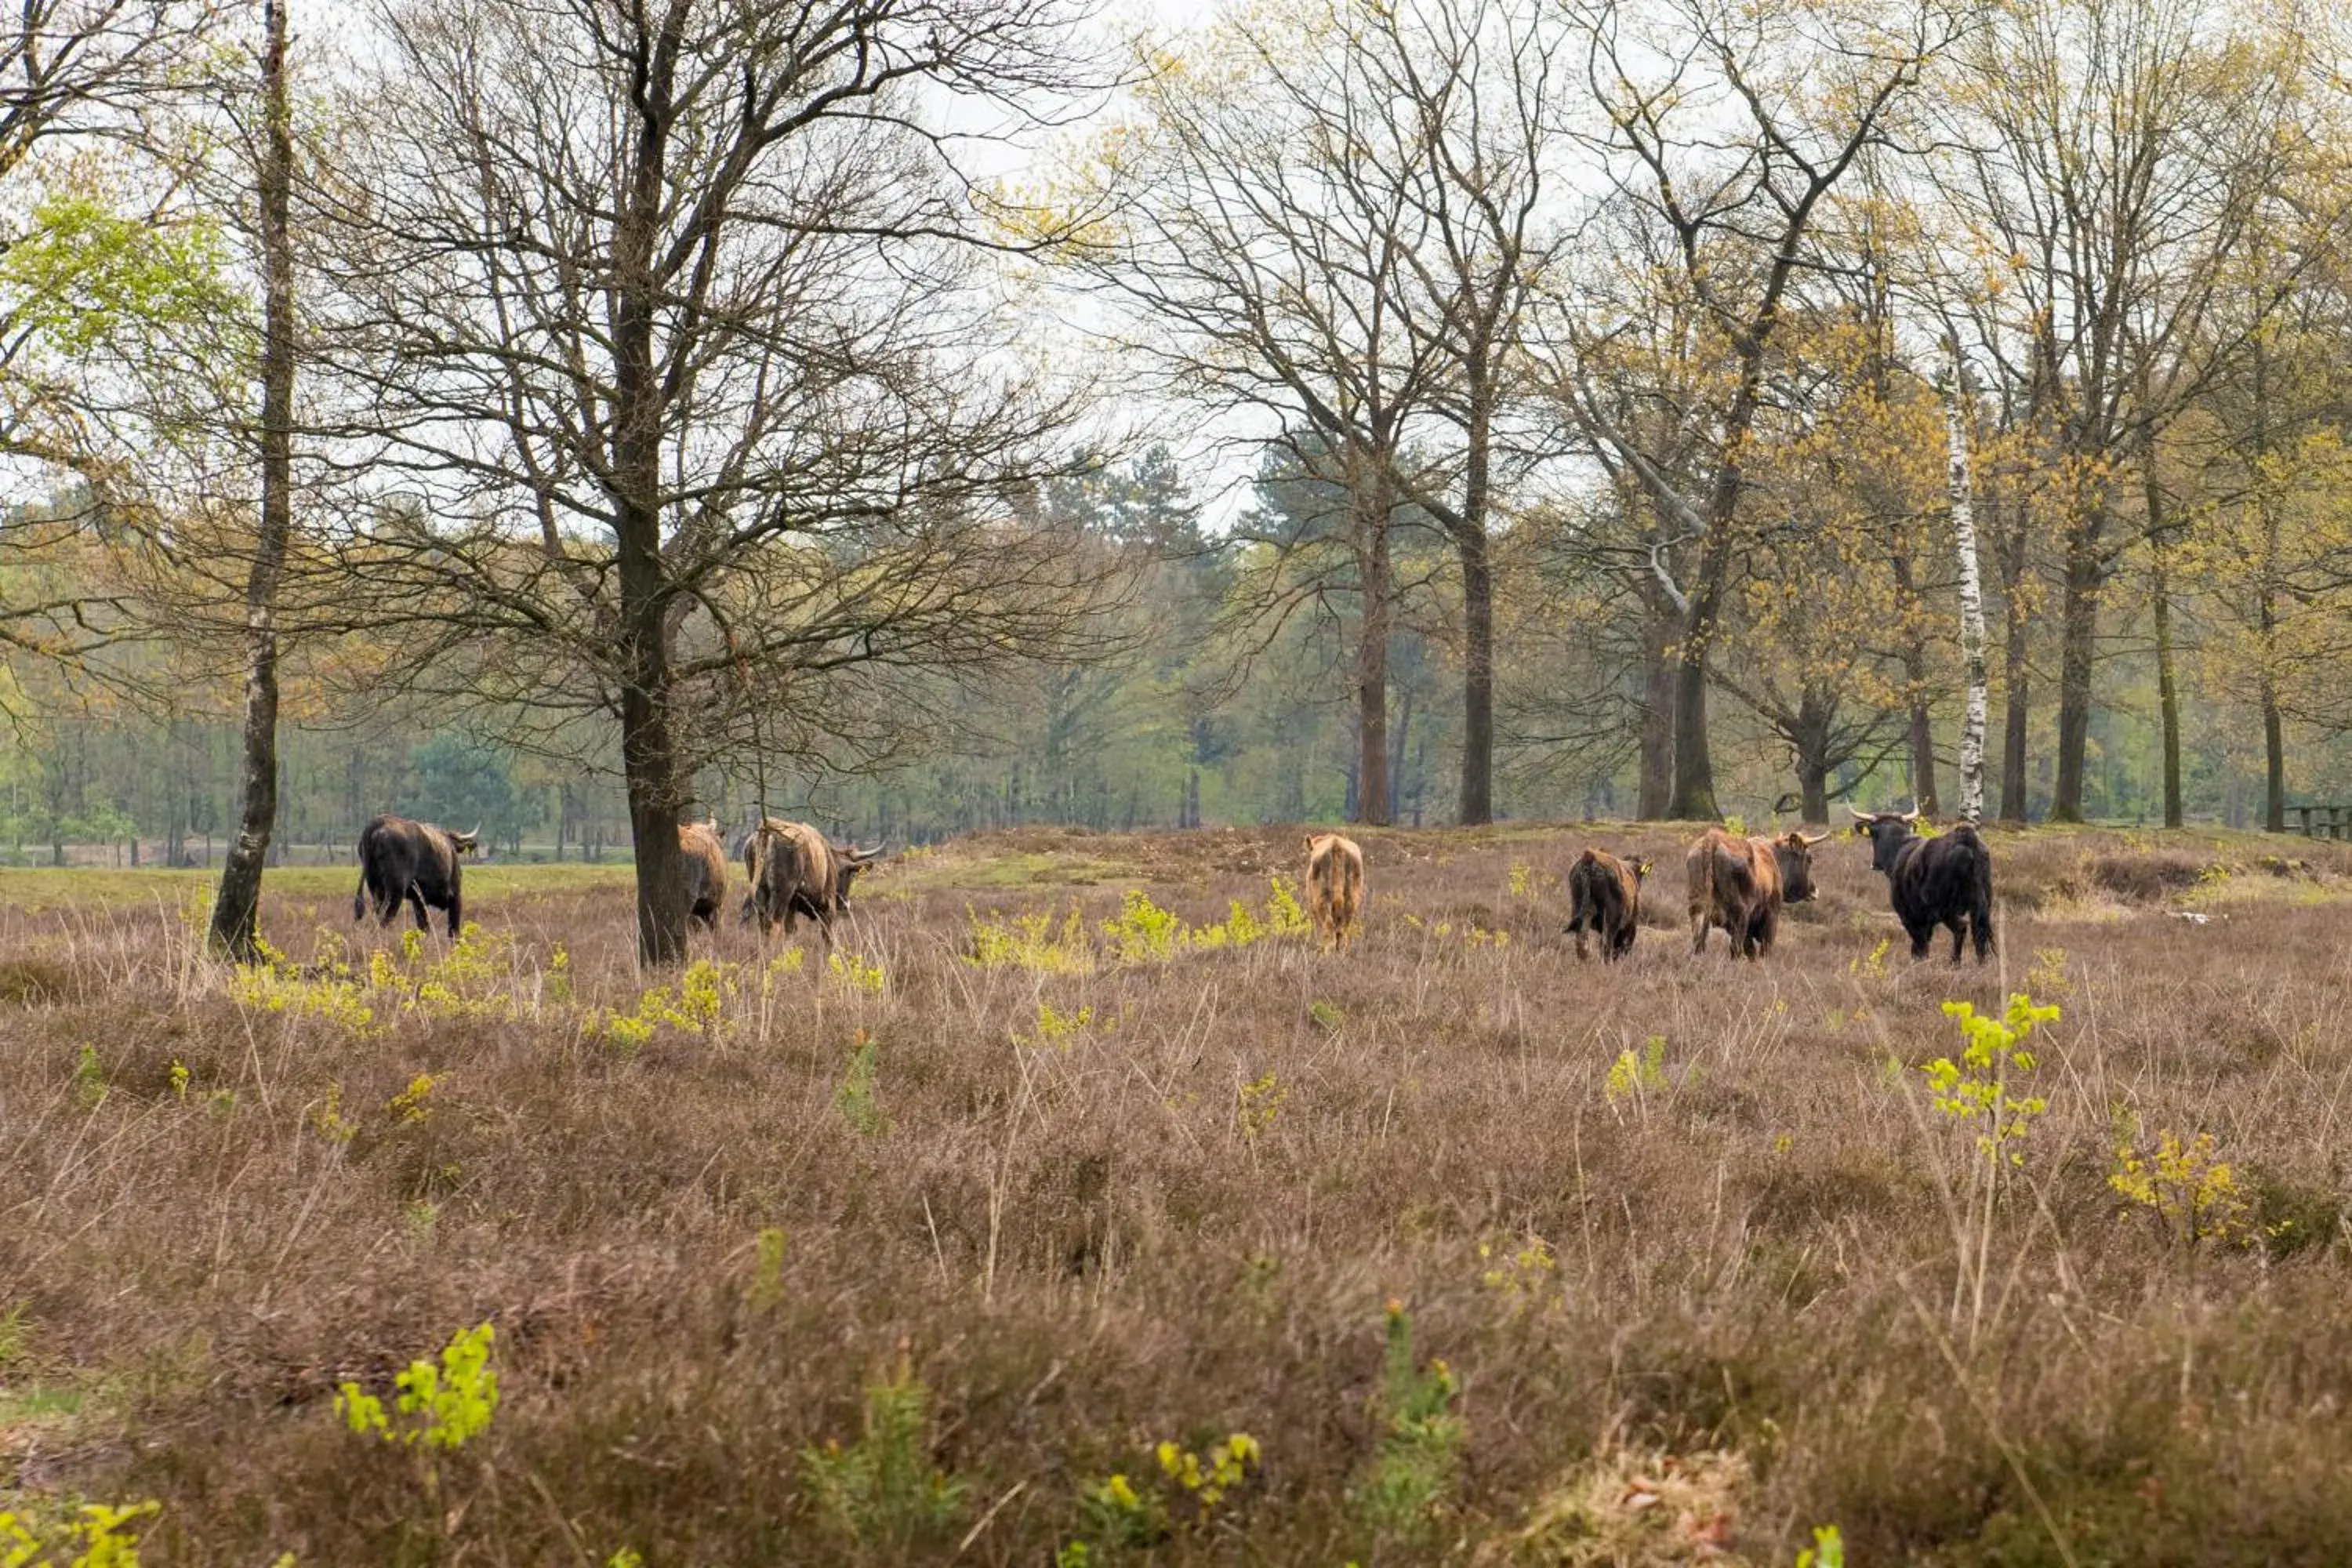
[
  {"x1": 1902, "y1": 808, "x2": 1922, "y2": 823},
  {"x1": 1847, "y1": 804, "x2": 1875, "y2": 822},
  {"x1": 457, "y1": 824, "x2": 481, "y2": 842},
  {"x1": 1798, "y1": 829, "x2": 1831, "y2": 847}
]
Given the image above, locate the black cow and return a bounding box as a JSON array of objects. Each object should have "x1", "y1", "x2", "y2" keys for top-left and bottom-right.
[
  {"x1": 1563, "y1": 847, "x2": 1650, "y2": 963},
  {"x1": 1849, "y1": 808, "x2": 1994, "y2": 964},
  {"x1": 353, "y1": 815, "x2": 478, "y2": 937}
]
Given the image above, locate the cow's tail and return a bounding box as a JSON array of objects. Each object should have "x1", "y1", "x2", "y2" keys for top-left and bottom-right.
[{"x1": 352, "y1": 871, "x2": 367, "y2": 923}]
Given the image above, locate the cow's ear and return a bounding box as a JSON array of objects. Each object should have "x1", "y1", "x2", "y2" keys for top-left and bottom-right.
[
  {"x1": 1303, "y1": 835, "x2": 1316, "y2": 854},
  {"x1": 1636, "y1": 859, "x2": 1653, "y2": 880}
]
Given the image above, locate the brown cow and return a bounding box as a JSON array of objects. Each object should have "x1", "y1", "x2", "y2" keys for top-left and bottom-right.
[
  {"x1": 1686, "y1": 827, "x2": 1828, "y2": 959},
  {"x1": 742, "y1": 818, "x2": 881, "y2": 945},
  {"x1": 1564, "y1": 847, "x2": 1652, "y2": 963},
  {"x1": 679, "y1": 818, "x2": 728, "y2": 931},
  {"x1": 1304, "y1": 832, "x2": 1365, "y2": 949}
]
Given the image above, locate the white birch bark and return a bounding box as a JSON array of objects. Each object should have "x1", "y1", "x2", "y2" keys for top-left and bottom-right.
[{"x1": 1947, "y1": 350, "x2": 1990, "y2": 823}]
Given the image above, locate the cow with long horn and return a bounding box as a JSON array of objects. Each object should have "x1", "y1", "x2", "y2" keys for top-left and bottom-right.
[
  {"x1": 742, "y1": 818, "x2": 883, "y2": 946},
  {"x1": 353, "y1": 815, "x2": 478, "y2": 937},
  {"x1": 1850, "y1": 805, "x2": 1994, "y2": 964},
  {"x1": 1686, "y1": 826, "x2": 1828, "y2": 960}
]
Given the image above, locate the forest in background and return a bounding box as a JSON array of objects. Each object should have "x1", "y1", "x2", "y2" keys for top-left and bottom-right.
[{"x1": 5, "y1": 0, "x2": 2352, "y2": 914}]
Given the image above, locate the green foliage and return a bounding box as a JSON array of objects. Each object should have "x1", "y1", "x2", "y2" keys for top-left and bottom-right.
[
  {"x1": 967, "y1": 904, "x2": 1097, "y2": 974},
  {"x1": 334, "y1": 1323, "x2": 499, "y2": 1452},
  {"x1": 1100, "y1": 889, "x2": 1184, "y2": 962},
  {"x1": 1020, "y1": 1000, "x2": 1109, "y2": 1050},
  {"x1": 827, "y1": 952, "x2": 887, "y2": 995},
  {"x1": 1603, "y1": 1036, "x2": 1669, "y2": 1105},
  {"x1": 1236, "y1": 1071, "x2": 1286, "y2": 1139},
  {"x1": 2110, "y1": 1123, "x2": 2251, "y2": 1246},
  {"x1": 1308, "y1": 999, "x2": 1345, "y2": 1033},
  {"x1": 71, "y1": 1045, "x2": 106, "y2": 1109},
  {"x1": 1074, "y1": 1468, "x2": 1169, "y2": 1554},
  {"x1": 750, "y1": 1227, "x2": 788, "y2": 1310},
  {"x1": 1797, "y1": 1523, "x2": 1846, "y2": 1567},
  {"x1": 0, "y1": 1501, "x2": 161, "y2": 1568},
  {"x1": 1924, "y1": 994, "x2": 2058, "y2": 1167},
  {"x1": 0, "y1": 191, "x2": 238, "y2": 359},
  {"x1": 836, "y1": 1032, "x2": 887, "y2": 1137},
  {"x1": 1349, "y1": 1302, "x2": 1465, "y2": 1548},
  {"x1": 1156, "y1": 1432, "x2": 1260, "y2": 1515},
  {"x1": 801, "y1": 1355, "x2": 966, "y2": 1548}
]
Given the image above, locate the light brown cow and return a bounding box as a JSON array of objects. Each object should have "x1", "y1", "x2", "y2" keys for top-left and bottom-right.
[
  {"x1": 1686, "y1": 827, "x2": 1828, "y2": 959},
  {"x1": 679, "y1": 818, "x2": 728, "y2": 931},
  {"x1": 1304, "y1": 832, "x2": 1365, "y2": 949},
  {"x1": 742, "y1": 817, "x2": 881, "y2": 945}
]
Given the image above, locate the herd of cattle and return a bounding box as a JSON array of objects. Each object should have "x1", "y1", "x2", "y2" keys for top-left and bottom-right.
[{"x1": 351, "y1": 808, "x2": 1996, "y2": 964}]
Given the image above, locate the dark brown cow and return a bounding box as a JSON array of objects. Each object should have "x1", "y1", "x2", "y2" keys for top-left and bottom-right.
[
  {"x1": 1849, "y1": 806, "x2": 1994, "y2": 963},
  {"x1": 679, "y1": 818, "x2": 728, "y2": 931},
  {"x1": 742, "y1": 818, "x2": 881, "y2": 945},
  {"x1": 1305, "y1": 832, "x2": 1365, "y2": 949},
  {"x1": 1564, "y1": 847, "x2": 1651, "y2": 963},
  {"x1": 1686, "y1": 827, "x2": 1828, "y2": 959},
  {"x1": 352, "y1": 815, "x2": 477, "y2": 937}
]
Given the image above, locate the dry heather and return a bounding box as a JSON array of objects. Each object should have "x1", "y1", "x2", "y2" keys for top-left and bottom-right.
[{"x1": 4, "y1": 822, "x2": 2352, "y2": 1565}]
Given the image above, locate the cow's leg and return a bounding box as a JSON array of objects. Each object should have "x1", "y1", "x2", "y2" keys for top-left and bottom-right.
[
  {"x1": 1972, "y1": 912, "x2": 1994, "y2": 964},
  {"x1": 1748, "y1": 906, "x2": 1774, "y2": 958},
  {"x1": 1690, "y1": 909, "x2": 1708, "y2": 955},
  {"x1": 406, "y1": 887, "x2": 430, "y2": 932},
  {"x1": 1906, "y1": 920, "x2": 1933, "y2": 960},
  {"x1": 445, "y1": 891, "x2": 463, "y2": 938},
  {"x1": 1947, "y1": 918, "x2": 1965, "y2": 963}
]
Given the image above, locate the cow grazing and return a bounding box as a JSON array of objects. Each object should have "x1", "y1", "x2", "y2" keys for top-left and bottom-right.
[
  {"x1": 742, "y1": 818, "x2": 881, "y2": 945},
  {"x1": 679, "y1": 818, "x2": 728, "y2": 931},
  {"x1": 1850, "y1": 807, "x2": 1994, "y2": 963},
  {"x1": 352, "y1": 815, "x2": 477, "y2": 937},
  {"x1": 1304, "y1": 832, "x2": 1365, "y2": 949},
  {"x1": 1686, "y1": 827, "x2": 1828, "y2": 959},
  {"x1": 1564, "y1": 848, "x2": 1651, "y2": 963}
]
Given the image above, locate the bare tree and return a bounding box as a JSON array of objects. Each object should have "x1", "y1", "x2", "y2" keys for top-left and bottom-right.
[
  {"x1": 1538, "y1": 0, "x2": 1973, "y2": 821},
  {"x1": 1065, "y1": 2, "x2": 1480, "y2": 826},
  {"x1": 307, "y1": 0, "x2": 1116, "y2": 964}
]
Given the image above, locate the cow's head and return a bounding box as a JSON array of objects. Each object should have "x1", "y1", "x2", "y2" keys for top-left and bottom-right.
[
  {"x1": 449, "y1": 826, "x2": 481, "y2": 856},
  {"x1": 1849, "y1": 806, "x2": 1922, "y2": 874},
  {"x1": 835, "y1": 842, "x2": 885, "y2": 904},
  {"x1": 1772, "y1": 830, "x2": 1830, "y2": 902}
]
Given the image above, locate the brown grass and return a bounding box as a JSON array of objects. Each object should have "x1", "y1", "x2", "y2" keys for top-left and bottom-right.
[{"x1": 4, "y1": 822, "x2": 2352, "y2": 1564}]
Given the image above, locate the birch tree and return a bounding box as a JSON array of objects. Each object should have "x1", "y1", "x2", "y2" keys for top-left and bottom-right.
[
  {"x1": 1945, "y1": 349, "x2": 1989, "y2": 823},
  {"x1": 1543, "y1": 0, "x2": 1973, "y2": 821}
]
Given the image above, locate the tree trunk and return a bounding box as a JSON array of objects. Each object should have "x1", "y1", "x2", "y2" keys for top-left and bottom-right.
[
  {"x1": 1890, "y1": 551, "x2": 1939, "y2": 815},
  {"x1": 2050, "y1": 498, "x2": 2105, "y2": 823},
  {"x1": 1946, "y1": 366, "x2": 1991, "y2": 824},
  {"x1": 209, "y1": 0, "x2": 296, "y2": 963},
  {"x1": 2140, "y1": 437, "x2": 2183, "y2": 829},
  {"x1": 1637, "y1": 589, "x2": 1675, "y2": 818},
  {"x1": 1352, "y1": 464, "x2": 1393, "y2": 827},
  {"x1": 2253, "y1": 339, "x2": 2285, "y2": 833},
  {"x1": 1666, "y1": 528, "x2": 1728, "y2": 822},
  {"x1": 1454, "y1": 377, "x2": 1495, "y2": 825},
  {"x1": 1998, "y1": 497, "x2": 2033, "y2": 823},
  {"x1": 612, "y1": 70, "x2": 688, "y2": 967},
  {"x1": 1456, "y1": 518, "x2": 1494, "y2": 826}
]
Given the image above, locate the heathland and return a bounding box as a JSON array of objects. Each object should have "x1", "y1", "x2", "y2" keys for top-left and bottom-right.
[{"x1": 5, "y1": 823, "x2": 2351, "y2": 1566}]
